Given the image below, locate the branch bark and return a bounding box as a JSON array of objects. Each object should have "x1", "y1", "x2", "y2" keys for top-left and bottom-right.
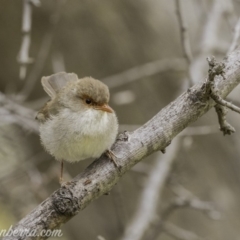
[{"x1": 3, "y1": 48, "x2": 240, "y2": 240}]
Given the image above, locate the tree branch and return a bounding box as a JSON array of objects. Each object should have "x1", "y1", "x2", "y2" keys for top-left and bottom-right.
[{"x1": 3, "y1": 48, "x2": 240, "y2": 240}]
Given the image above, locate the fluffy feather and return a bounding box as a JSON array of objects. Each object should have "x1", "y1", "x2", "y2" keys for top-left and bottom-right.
[
  {"x1": 40, "y1": 107, "x2": 118, "y2": 162},
  {"x1": 37, "y1": 72, "x2": 118, "y2": 162}
]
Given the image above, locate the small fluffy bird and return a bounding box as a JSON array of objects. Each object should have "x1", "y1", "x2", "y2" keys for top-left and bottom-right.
[{"x1": 36, "y1": 72, "x2": 118, "y2": 183}]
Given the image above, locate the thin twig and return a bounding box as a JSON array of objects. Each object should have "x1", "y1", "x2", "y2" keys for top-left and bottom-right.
[
  {"x1": 147, "y1": 183, "x2": 219, "y2": 240},
  {"x1": 211, "y1": 93, "x2": 240, "y2": 114},
  {"x1": 17, "y1": 0, "x2": 65, "y2": 100},
  {"x1": 202, "y1": 0, "x2": 232, "y2": 53},
  {"x1": 17, "y1": 33, "x2": 53, "y2": 101},
  {"x1": 191, "y1": 0, "x2": 233, "y2": 83},
  {"x1": 17, "y1": 0, "x2": 40, "y2": 80},
  {"x1": 0, "y1": 92, "x2": 38, "y2": 133},
  {"x1": 25, "y1": 58, "x2": 185, "y2": 107},
  {"x1": 112, "y1": 184, "x2": 127, "y2": 234},
  {"x1": 175, "y1": 0, "x2": 193, "y2": 87},
  {"x1": 214, "y1": 104, "x2": 235, "y2": 135},
  {"x1": 205, "y1": 56, "x2": 240, "y2": 134},
  {"x1": 102, "y1": 58, "x2": 186, "y2": 89},
  {"x1": 164, "y1": 184, "x2": 220, "y2": 220}
]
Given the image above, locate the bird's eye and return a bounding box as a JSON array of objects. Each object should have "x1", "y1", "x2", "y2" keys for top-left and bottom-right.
[{"x1": 85, "y1": 99, "x2": 92, "y2": 104}]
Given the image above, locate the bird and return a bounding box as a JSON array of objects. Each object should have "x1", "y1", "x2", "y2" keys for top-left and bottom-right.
[{"x1": 36, "y1": 72, "x2": 119, "y2": 183}]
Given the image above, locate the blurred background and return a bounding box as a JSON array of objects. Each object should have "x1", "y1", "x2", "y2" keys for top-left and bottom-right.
[{"x1": 1, "y1": 0, "x2": 240, "y2": 239}]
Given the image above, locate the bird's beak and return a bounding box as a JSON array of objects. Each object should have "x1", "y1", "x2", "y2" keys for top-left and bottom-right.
[{"x1": 95, "y1": 104, "x2": 114, "y2": 113}]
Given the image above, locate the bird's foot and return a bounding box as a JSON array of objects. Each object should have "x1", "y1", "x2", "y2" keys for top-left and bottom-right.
[
  {"x1": 59, "y1": 160, "x2": 65, "y2": 186},
  {"x1": 106, "y1": 149, "x2": 121, "y2": 171},
  {"x1": 59, "y1": 177, "x2": 71, "y2": 187}
]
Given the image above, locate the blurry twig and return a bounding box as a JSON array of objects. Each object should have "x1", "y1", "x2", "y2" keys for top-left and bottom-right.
[
  {"x1": 227, "y1": 18, "x2": 240, "y2": 54},
  {"x1": 191, "y1": 0, "x2": 233, "y2": 83},
  {"x1": 201, "y1": 0, "x2": 232, "y2": 53},
  {"x1": 130, "y1": 125, "x2": 219, "y2": 175},
  {"x1": 112, "y1": 183, "x2": 127, "y2": 234},
  {"x1": 52, "y1": 51, "x2": 66, "y2": 73},
  {"x1": 25, "y1": 57, "x2": 185, "y2": 108},
  {"x1": 162, "y1": 184, "x2": 220, "y2": 221},
  {"x1": 26, "y1": 58, "x2": 185, "y2": 109},
  {"x1": 175, "y1": 0, "x2": 193, "y2": 87},
  {"x1": 121, "y1": 139, "x2": 181, "y2": 240},
  {"x1": 223, "y1": 0, "x2": 237, "y2": 32},
  {"x1": 17, "y1": 0, "x2": 41, "y2": 80},
  {"x1": 163, "y1": 222, "x2": 207, "y2": 240},
  {"x1": 17, "y1": 33, "x2": 53, "y2": 101},
  {"x1": 102, "y1": 58, "x2": 186, "y2": 89},
  {"x1": 0, "y1": 92, "x2": 38, "y2": 133},
  {"x1": 17, "y1": 0, "x2": 66, "y2": 101},
  {"x1": 97, "y1": 236, "x2": 106, "y2": 240},
  {"x1": 0, "y1": 151, "x2": 45, "y2": 182},
  {"x1": 148, "y1": 184, "x2": 219, "y2": 240}
]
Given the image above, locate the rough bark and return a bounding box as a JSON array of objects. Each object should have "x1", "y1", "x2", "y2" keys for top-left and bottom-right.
[{"x1": 3, "y1": 49, "x2": 240, "y2": 240}]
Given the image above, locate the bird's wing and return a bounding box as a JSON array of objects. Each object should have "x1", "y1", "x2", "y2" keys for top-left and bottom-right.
[
  {"x1": 36, "y1": 102, "x2": 51, "y2": 123},
  {"x1": 36, "y1": 98, "x2": 62, "y2": 123},
  {"x1": 41, "y1": 72, "x2": 78, "y2": 99}
]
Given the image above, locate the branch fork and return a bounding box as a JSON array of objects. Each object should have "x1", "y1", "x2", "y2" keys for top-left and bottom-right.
[{"x1": 205, "y1": 56, "x2": 240, "y2": 135}]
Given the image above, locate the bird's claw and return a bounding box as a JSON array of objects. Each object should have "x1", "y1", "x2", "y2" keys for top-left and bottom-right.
[{"x1": 59, "y1": 178, "x2": 71, "y2": 187}]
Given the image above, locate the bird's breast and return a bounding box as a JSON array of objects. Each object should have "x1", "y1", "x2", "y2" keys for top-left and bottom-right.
[{"x1": 39, "y1": 108, "x2": 118, "y2": 162}]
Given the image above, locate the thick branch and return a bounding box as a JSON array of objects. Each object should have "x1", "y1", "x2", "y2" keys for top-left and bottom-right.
[{"x1": 3, "y1": 49, "x2": 240, "y2": 240}]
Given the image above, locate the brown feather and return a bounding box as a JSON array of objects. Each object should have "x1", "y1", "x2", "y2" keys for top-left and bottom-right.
[
  {"x1": 37, "y1": 74, "x2": 110, "y2": 123},
  {"x1": 75, "y1": 77, "x2": 110, "y2": 105},
  {"x1": 36, "y1": 98, "x2": 62, "y2": 123},
  {"x1": 41, "y1": 72, "x2": 78, "y2": 99}
]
